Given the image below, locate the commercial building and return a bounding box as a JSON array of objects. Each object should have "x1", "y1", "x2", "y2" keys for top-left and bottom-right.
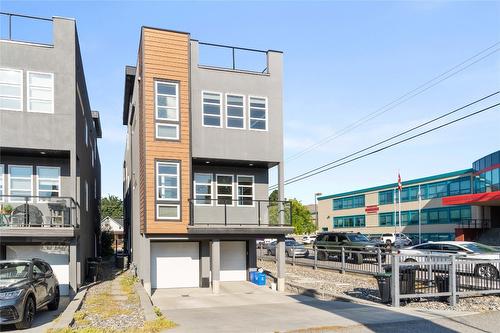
[
  {"x1": 317, "y1": 151, "x2": 499, "y2": 244},
  {"x1": 122, "y1": 26, "x2": 292, "y2": 295},
  {"x1": 0, "y1": 13, "x2": 102, "y2": 296}
]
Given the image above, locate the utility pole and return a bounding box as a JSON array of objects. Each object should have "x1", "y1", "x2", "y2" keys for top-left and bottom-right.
[{"x1": 314, "y1": 192, "x2": 322, "y2": 231}]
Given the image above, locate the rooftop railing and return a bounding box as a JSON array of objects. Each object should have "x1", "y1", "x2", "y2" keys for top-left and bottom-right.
[
  {"x1": 0, "y1": 195, "x2": 79, "y2": 228},
  {"x1": 0, "y1": 12, "x2": 53, "y2": 45}
]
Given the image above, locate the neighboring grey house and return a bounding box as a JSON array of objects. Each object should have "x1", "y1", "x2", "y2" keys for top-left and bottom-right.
[
  {"x1": 123, "y1": 26, "x2": 292, "y2": 295},
  {"x1": 0, "y1": 13, "x2": 101, "y2": 297}
]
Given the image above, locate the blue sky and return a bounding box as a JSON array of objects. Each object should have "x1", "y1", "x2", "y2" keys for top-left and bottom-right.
[{"x1": 2, "y1": 1, "x2": 499, "y2": 204}]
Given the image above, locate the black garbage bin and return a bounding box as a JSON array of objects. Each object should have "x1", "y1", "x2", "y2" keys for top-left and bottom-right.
[
  {"x1": 379, "y1": 265, "x2": 417, "y2": 303},
  {"x1": 435, "y1": 275, "x2": 449, "y2": 292},
  {"x1": 375, "y1": 273, "x2": 392, "y2": 303},
  {"x1": 87, "y1": 259, "x2": 100, "y2": 282}
]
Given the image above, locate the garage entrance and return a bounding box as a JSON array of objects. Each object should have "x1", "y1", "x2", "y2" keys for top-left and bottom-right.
[
  {"x1": 220, "y1": 241, "x2": 247, "y2": 281},
  {"x1": 151, "y1": 242, "x2": 200, "y2": 289}
]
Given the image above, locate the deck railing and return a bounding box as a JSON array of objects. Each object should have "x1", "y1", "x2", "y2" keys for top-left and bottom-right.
[{"x1": 0, "y1": 12, "x2": 53, "y2": 45}]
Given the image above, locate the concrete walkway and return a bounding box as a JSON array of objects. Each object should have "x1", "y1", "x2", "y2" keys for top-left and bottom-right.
[{"x1": 152, "y1": 282, "x2": 482, "y2": 333}]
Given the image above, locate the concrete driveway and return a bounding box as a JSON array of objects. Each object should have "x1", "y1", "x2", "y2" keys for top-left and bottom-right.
[
  {"x1": 151, "y1": 282, "x2": 476, "y2": 333},
  {"x1": 1, "y1": 296, "x2": 69, "y2": 332}
]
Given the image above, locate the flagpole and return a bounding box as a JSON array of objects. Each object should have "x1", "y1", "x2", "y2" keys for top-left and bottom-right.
[
  {"x1": 418, "y1": 184, "x2": 422, "y2": 244},
  {"x1": 398, "y1": 187, "x2": 402, "y2": 234},
  {"x1": 393, "y1": 189, "x2": 397, "y2": 233}
]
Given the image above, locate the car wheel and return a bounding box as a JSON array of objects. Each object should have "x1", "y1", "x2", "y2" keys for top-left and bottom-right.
[
  {"x1": 317, "y1": 250, "x2": 326, "y2": 261},
  {"x1": 475, "y1": 264, "x2": 499, "y2": 279},
  {"x1": 15, "y1": 295, "x2": 35, "y2": 330},
  {"x1": 267, "y1": 249, "x2": 272, "y2": 256},
  {"x1": 285, "y1": 251, "x2": 290, "y2": 257},
  {"x1": 354, "y1": 252, "x2": 363, "y2": 265},
  {"x1": 47, "y1": 287, "x2": 60, "y2": 311}
]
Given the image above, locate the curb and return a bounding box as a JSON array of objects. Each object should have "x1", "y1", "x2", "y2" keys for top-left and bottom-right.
[
  {"x1": 49, "y1": 285, "x2": 89, "y2": 330},
  {"x1": 135, "y1": 283, "x2": 157, "y2": 321}
]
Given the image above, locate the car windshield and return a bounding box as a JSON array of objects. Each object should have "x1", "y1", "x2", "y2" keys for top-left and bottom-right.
[
  {"x1": 346, "y1": 234, "x2": 369, "y2": 242},
  {"x1": 0, "y1": 262, "x2": 30, "y2": 280},
  {"x1": 461, "y1": 243, "x2": 499, "y2": 254},
  {"x1": 286, "y1": 240, "x2": 303, "y2": 247}
]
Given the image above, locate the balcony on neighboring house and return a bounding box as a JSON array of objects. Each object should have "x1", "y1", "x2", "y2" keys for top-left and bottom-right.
[{"x1": 0, "y1": 195, "x2": 79, "y2": 238}]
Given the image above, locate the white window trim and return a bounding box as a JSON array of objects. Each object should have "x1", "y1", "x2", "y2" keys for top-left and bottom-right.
[
  {"x1": 0, "y1": 68, "x2": 23, "y2": 112},
  {"x1": 85, "y1": 181, "x2": 89, "y2": 212},
  {"x1": 237, "y1": 175, "x2": 255, "y2": 207},
  {"x1": 155, "y1": 123, "x2": 180, "y2": 140},
  {"x1": 201, "y1": 90, "x2": 222, "y2": 128},
  {"x1": 248, "y1": 95, "x2": 268, "y2": 132},
  {"x1": 155, "y1": 81, "x2": 179, "y2": 122},
  {"x1": 27, "y1": 71, "x2": 54, "y2": 114},
  {"x1": 194, "y1": 173, "x2": 213, "y2": 206},
  {"x1": 225, "y1": 93, "x2": 246, "y2": 130},
  {"x1": 8, "y1": 165, "x2": 33, "y2": 203},
  {"x1": 0, "y1": 164, "x2": 4, "y2": 202},
  {"x1": 216, "y1": 174, "x2": 234, "y2": 207},
  {"x1": 156, "y1": 161, "x2": 180, "y2": 201},
  {"x1": 36, "y1": 166, "x2": 61, "y2": 202},
  {"x1": 156, "y1": 203, "x2": 180, "y2": 220}
]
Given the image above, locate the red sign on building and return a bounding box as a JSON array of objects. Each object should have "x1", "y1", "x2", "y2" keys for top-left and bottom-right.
[{"x1": 365, "y1": 205, "x2": 379, "y2": 214}]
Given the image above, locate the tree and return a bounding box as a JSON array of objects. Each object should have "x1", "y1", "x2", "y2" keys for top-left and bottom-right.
[
  {"x1": 100, "y1": 195, "x2": 123, "y2": 219},
  {"x1": 268, "y1": 191, "x2": 316, "y2": 234}
]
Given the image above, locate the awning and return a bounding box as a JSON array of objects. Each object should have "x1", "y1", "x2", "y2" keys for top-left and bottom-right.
[{"x1": 442, "y1": 191, "x2": 500, "y2": 206}]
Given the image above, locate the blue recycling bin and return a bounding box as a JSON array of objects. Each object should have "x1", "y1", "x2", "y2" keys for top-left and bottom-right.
[
  {"x1": 256, "y1": 272, "x2": 266, "y2": 286},
  {"x1": 249, "y1": 271, "x2": 257, "y2": 284}
]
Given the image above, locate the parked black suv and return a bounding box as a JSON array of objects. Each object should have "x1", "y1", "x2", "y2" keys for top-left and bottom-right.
[
  {"x1": 0, "y1": 259, "x2": 60, "y2": 329},
  {"x1": 315, "y1": 232, "x2": 382, "y2": 264}
]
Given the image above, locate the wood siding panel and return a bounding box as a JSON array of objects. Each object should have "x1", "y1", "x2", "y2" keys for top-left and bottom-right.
[{"x1": 141, "y1": 28, "x2": 191, "y2": 234}]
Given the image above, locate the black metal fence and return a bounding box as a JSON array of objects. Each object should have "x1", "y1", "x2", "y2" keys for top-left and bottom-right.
[
  {"x1": 0, "y1": 12, "x2": 52, "y2": 45},
  {"x1": 198, "y1": 41, "x2": 269, "y2": 73}
]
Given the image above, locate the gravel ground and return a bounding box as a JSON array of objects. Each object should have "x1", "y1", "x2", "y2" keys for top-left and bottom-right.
[
  {"x1": 258, "y1": 259, "x2": 500, "y2": 312},
  {"x1": 72, "y1": 259, "x2": 145, "y2": 331}
]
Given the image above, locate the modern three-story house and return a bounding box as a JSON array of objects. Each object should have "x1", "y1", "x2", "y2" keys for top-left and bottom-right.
[
  {"x1": 123, "y1": 26, "x2": 292, "y2": 294},
  {"x1": 0, "y1": 13, "x2": 101, "y2": 296}
]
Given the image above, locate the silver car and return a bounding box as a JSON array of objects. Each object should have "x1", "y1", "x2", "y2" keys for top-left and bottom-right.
[
  {"x1": 0, "y1": 259, "x2": 60, "y2": 329},
  {"x1": 267, "y1": 240, "x2": 310, "y2": 258}
]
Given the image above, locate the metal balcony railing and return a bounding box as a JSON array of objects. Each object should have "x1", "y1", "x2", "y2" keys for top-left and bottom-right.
[
  {"x1": 0, "y1": 12, "x2": 53, "y2": 45},
  {"x1": 188, "y1": 198, "x2": 292, "y2": 226},
  {"x1": 0, "y1": 195, "x2": 79, "y2": 228},
  {"x1": 457, "y1": 219, "x2": 491, "y2": 229}
]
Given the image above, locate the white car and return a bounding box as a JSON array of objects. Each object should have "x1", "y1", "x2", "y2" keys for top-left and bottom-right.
[
  {"x1": 380, "y1": 233, "x2": 412, "y2": 247},
  {"x1": 398, "y1": 241, "x2": 500, "y2": 278},
  {"x1": 301, "y1": 235, "x2": 317, "y2": 244}
]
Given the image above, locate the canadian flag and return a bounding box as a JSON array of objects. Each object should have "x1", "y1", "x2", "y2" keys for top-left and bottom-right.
[{"x1": 397, "y1": 173, "x2": 402, "y2": 191}]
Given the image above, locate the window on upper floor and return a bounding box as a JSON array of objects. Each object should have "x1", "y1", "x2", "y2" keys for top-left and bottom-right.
[
  {"x1": 237, "y1": 175, "x2": 254, "y2": 206},
  {"x1": 156, "y1": 162, "x2": 179, "y2": 202},
  {"x1": 333, "y1": 195, "x2": 365, "y2": 210},
  {"x1": 9, "y1": 165, "x2": 33, "y2": 202},
  {"x1": 379, "y1": 190, "x2": 394, "y2": 205},
  {"x1": 216, "y1": 174, "x2": 233, "y2": 206},
  {"x1": 249, "y1": 97, "x2": 267, "y2": 131},
  {"x1": 202, "y1": 92, "x2": 222, "y2": 127},
  {"x1": 27, "y1": 71, "x2": 53, "y2": 113},
  {"x1": 194, "y1": 173, "x2": 213, "y2": 205},
  {"x1": 155, "y1": 81, "x2": 179, "y2": 140},
  {"x1": 0, "y1": 68, "x2": 23, "y2": 111},
  {"x1": 226, "y1": 94, "x2": 245, "y2": 129},
  {"x1": 37, "y1": 166, "x2": 60, "y2": 200}
]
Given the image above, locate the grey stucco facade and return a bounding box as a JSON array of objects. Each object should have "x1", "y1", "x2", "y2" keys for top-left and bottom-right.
[{"x1": 0, "y1": 15, "x2": 101, "y2": 297}]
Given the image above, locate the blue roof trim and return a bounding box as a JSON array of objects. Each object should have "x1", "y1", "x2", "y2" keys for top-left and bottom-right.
[{"x1": 317, "y1": 168, "x2": 473, "y2": 201}]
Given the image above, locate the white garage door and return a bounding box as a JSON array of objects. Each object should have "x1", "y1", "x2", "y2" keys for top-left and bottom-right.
[
  {"x1": 220, "y1": 241, "x2": 247, "y2": 281},
  {"x1": 151, "y1": 242, "x2": 199, "y2": 289},
  {"x1": 6, "y1": 245, "x2": 70, "y2": 296}
]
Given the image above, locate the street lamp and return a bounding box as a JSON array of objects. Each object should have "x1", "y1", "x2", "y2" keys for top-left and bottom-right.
[{"x1": 314, "y1": 192, "x2": 323, "y2": 230}]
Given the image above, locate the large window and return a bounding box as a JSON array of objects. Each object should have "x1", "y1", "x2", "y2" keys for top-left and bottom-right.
[
  {"x1": 216, "y1": 174, "x2": 233, "y2": 206},
  {"x1": 27, "y1": 72, "x2": 53, "y2": 113},
  {"x1": 237, "y1": 175, "x2": 254, "y2": 206},
  {"x1": 379, "y1": 212, "x2": 395, "y2": 226},
  {"x1": 379, "y1": 190, "x2": 394, "y2": 205},
  {"x1": 0, "y1": 68, "x2": 22, "y2": 111},
  {"x1": 226, "y1": 94, "x2": 245, "y2": 129},
  {"x1": 202, "y1": 92, "x2": 221, "y2": 127},
  {"x1": 155, "y1": 81, "x2": 179, "y2": 140},
  {"x1": 194, "y1": 173, "x2": 213, "y2": 205},
  {"x1": 333, "y1": 215, "x2": 365, "y2": 228},
  {"x1": 9, "y1": 165, "x2": 32, "y2": 202},
  {"x1": 249, "y1": 96, "x2": 267, "y2": 130},
  {"x1": 37, "y1": 167, "x2": 60, "y2": 200},
  {"x1": 156, "y1": 161, "x2": 180, "y2": 220},
  {"x1": 421, "y1": 206, "x2": 471, "y2": 225},
  {"x1": 333, "y1": 195, "x2": 365, "y2": 210}
]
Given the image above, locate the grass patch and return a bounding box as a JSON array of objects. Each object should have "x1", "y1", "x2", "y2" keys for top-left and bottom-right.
[
  {"x1": 84, "y1": 292, "x2": 132, "y2": 319},
  {"x1": 152, "y1": 306, "x2": 162, "y2": 317},
  {"x1": 139, "y1": 316, "x2": 177, "y2": 332},
  {"x1": 120, "y1": 274, "x2": 139, "y2": 295}
]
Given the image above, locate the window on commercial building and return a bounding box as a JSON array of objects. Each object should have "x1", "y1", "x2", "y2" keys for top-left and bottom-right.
[
  {"x1": 216, "y1": 174, "x2": 233, "y2": 205},
  {"x1": 202, "y1": 92, "x2": 221, "y2": 127},
  {"x1": 28, "y1": 72, "x2": 53, "y2": 113},
  {"x1": 379, "y1": 213, "x2": 394, "y2": 226},
  {"x1": 379, "y1": 190, "x2": 394, "y2": 205},
  {"x1": 37, "y1": 167, "x2": 60, "y2": 200},
  {"x1": 449, "y1": 177, "x2": 471, "y2": 196},
  {"x1": 333, "y1": 215, "x2": 365, "y2": 228},
  {"x1": 194, "y1": 173, "x2": 213, "y2": 205},
  {"x1": 155, "y1": 81, "x2": 179, "y2": 140},
  {"x1": 156, "y1": 162, "x2": 179, "y2": 201},
  {"x1": 237, "y1": 175, "x2": 254, "y2": 206},
  {"x1": 226, "y1": 94, "x2": 245, "y2": 129},
  {"x1": 333, "y1": 195, "x2": 365, "y2": 210},
  {"x1": 249, "y1": 97, "x2": 267, "y2": 130},
  {"x1": 0, "y1": 68, "x2": 22, "y2": 111},
  {"x1": 9, "y1": 165, "x2": 32, "y2": 202}
]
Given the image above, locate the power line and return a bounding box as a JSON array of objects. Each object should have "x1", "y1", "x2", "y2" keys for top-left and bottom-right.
[
  {"x1": 274, "y1": 91, "x2": 499, "y2": 188},
  {"x1": 270, "y1": 101, "x2": 500, "y2": 190},
  {"x1": 286, "y1": 41, "x2": 500, "y2": 162}
]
